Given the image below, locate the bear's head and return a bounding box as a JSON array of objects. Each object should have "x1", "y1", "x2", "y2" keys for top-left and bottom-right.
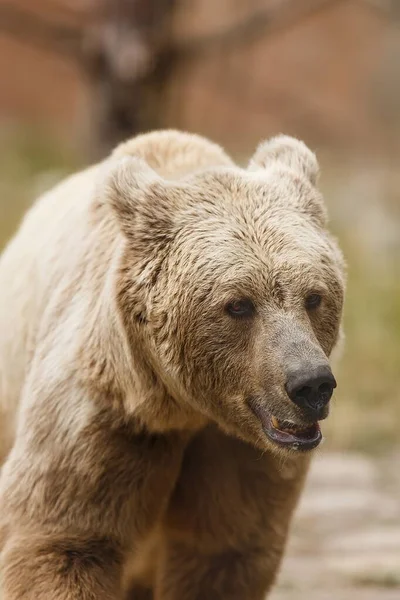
[{"x1": 105, "y1": 133, "x2": 345, "y2": 454}]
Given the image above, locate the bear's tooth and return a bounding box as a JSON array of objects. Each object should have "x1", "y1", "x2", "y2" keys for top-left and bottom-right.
[{"x1": 271, "y1": 416, "x2": 280, "y2": 429}]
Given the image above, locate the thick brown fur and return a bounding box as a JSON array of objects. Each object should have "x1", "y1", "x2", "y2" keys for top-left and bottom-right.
[{"x1": 0, "y1": 130, "x2": 345, "y2": 599}]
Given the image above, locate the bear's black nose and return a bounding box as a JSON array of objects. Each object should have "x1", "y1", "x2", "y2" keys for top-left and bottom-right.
[{"x1": 285, "y1": 366, "x2": 336, "y2": 420}]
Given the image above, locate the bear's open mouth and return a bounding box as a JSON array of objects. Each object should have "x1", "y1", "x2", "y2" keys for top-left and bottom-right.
[
  {"x1": 266, "y1": 416, "x2": 322, "y2": 450},
  {"x1": 248, "y1": 402, "x2": 322, "y2": 451}
]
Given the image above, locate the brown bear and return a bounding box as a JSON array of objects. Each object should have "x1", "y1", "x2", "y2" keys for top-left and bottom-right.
[{"x1": 0, "y1": 130, "x2": 345, "y2": 599}]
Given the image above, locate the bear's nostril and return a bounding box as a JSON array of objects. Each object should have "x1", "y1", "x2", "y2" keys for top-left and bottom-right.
[
  {"x1": 318, "y1": 382, "x2": 333, "y2": 404},
  {"x1": 294, "y1": 385, "x2": 312, "y2": 401}
]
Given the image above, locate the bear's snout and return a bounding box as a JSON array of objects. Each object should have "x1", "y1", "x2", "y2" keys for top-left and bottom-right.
[{"x1": 285, "y1": 365, "x2": 336, "y2": 421}]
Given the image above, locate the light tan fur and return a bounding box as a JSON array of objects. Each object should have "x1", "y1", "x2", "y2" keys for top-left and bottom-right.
[{"x1": 0, "y1": 130, "x2": 345, "y2": 599}]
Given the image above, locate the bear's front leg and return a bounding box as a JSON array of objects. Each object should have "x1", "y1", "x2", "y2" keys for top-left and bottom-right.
[
  {"x1": 157, "y1": 425, "x2": 310, "y2": 600},
  {"x1": 1, "y1": 533, "x2": 123, "y2": 600},
  {"x1": 0, "y1": 382, "x2": 188, "y2": 600}
]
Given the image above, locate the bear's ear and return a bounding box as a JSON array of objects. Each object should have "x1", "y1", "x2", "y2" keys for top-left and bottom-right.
[
  {"x1": 100, "y1": 156, "x2": 181, "y2": 247},
  {"x1": 249, "y1": 135, "x2": 319, "y2": 186}
]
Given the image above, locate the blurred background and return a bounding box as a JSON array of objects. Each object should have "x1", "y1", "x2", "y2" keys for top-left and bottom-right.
[{"x1": 0, "y1": 0, "x2": 399, "y2": 598}]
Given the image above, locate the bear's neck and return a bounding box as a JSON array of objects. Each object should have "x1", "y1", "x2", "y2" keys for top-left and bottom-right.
[{"x1": 82, "y1": 247, "x2": 207, "y2": 435}]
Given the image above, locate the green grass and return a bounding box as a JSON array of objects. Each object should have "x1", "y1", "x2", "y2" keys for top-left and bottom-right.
[
  {"x1": 354, "y1": 571, "x2": 400, "y2": 589},
  {"x1": 0, "y1": 127, "x2": 81, "y2": 248},
  {"x1": 323, "y1": 170, "x2": 400, "y2": 454}
]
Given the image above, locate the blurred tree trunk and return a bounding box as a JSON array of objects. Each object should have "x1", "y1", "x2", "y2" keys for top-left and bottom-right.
[
  {"x1": 371, "y1": 0, "x2": 400, "y2": 162},
  {"x1": 84, "y1": 0, "x2": 176, "y2": 157}
]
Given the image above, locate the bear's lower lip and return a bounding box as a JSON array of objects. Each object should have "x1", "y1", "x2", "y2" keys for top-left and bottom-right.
[
  {"x1": 266, "y1": 416, "x2": 322, "y2": 451},
  {"x1": 248, "y1": 402, "x2": 322, "y2": 451}
]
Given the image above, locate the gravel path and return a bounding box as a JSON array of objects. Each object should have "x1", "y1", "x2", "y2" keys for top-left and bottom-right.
[{"x1": 271, "y1": 451, "x2": 400, "y2": 600}]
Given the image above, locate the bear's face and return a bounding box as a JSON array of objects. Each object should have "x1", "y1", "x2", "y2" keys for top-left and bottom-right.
[{"x1": 108, "y1": 136, "x2": 345, "y2": 454}]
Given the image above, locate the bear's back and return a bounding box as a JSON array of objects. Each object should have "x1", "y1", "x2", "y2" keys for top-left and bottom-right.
[{"x1": 0, "y1": 164, "x2": 106, "y2": 461}]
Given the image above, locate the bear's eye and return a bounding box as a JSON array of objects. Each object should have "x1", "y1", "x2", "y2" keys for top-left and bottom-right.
[
  {"x1": 226, "y1": 299, "x2": 255, "y2": 319},
  {"x1": 305, "y1": 293, "x2": 322, "y2": 310}
]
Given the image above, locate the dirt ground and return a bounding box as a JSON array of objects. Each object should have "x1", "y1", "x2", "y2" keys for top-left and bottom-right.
[{"x1": 271, "y1": 450, "x2": 400, "y2": 600}]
